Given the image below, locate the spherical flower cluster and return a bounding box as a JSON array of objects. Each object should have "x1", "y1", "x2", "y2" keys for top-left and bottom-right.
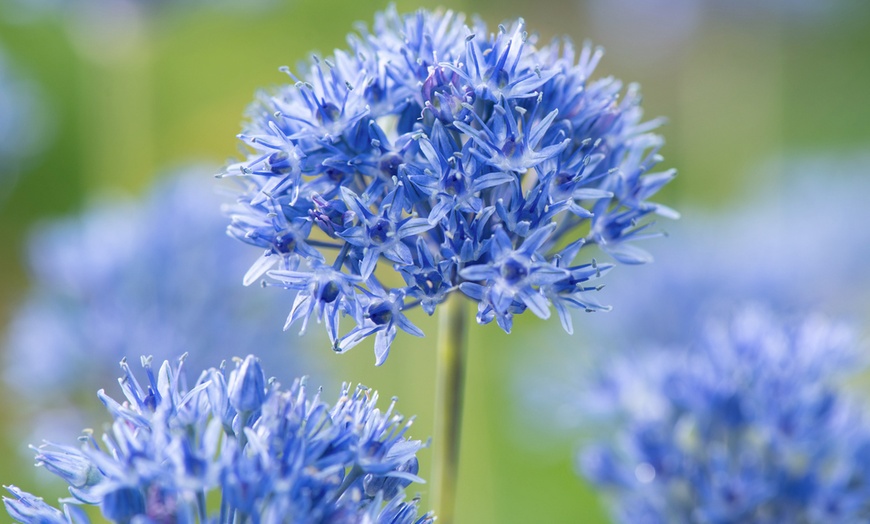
[
  {"x1": 579, "y1": 307, "x2": 870, "y2": 523},
  {"x1": 3, "y1": 355, "x2": 433, "y2": 524},
  {"x1": 224, "y1": 7, "x2": 676, "y2": 363},
  {"x1": 3, "y1": 172, "x2": 317, "y2": 430}
]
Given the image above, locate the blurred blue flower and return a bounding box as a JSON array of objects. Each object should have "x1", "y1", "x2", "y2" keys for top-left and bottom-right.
[
  {"x1": 579, "y1": 306, "x2": 870, "y2": 523},
  {"x1": 3, "y1": 171, "x2": 321, "y2": 437},
  {"x1": 3, "y1": 354, "x2": 434, "y2": 524},
  {"x1": 587, "y1": 151, "x2": 870, "y2": 348},
  {"x1": 224, "y1": 7, "x2": 676, "y2": 363},
  {"x1": 584, "y1": 0, "x2": 856, "y2": 64},
  {"x1": 0, "y1": 48, "x2": 50, "y2": 199}
]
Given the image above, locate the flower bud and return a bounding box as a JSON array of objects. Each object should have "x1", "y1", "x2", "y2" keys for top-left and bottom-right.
[{"x1": 228, "y1": 355, "x2": 266, "y2": 413}]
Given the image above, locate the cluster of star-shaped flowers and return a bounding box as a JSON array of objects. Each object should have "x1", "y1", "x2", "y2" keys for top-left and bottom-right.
[
  {"x1": 3, "y1": 354, "x2": 433, "y2": 524},
  {"x1": 3, "y1": 171, "x2": 318, "y2": 432},
  {"x1": 224, "y1": 6, "x2": 676, "y2": 364},
  {"x1": 579, "y1": 307, "x2": 870, "y2": 523}
]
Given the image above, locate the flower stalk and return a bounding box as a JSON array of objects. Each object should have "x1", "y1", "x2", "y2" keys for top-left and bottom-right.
[{"x1": 432, "y1": 292, "x2": 468, "y2": 523}]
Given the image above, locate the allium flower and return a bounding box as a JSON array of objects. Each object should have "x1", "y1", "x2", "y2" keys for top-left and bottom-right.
[
  {"x1": 579, "y1": 307, "x2": 870, "y2": 523},
  {"x1": 2, "y1": 355, "x2": 434, "y2": 524},
  {"x1": 224, "y1": 7, "x2": 676, "y2": 363},
  {"x1": 3, "y1": 171, "x2": 320, "y2": 435}
]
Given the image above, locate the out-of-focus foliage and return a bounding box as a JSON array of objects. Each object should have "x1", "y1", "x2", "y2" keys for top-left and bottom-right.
[{"x1": 0, "y1": 47, "x2": 51, "y2": 199}]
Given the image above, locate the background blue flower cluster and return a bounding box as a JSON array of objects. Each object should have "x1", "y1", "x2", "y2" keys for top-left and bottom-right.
[
  {"x1": 225, "y1": 6, "x2": 676, "y2": 363},
  {"x1": 0, "y1": 47, "x2": 49, "y2": 201},
  {"x1": 580, "y1": 307, "x2": 870, "y2": 523},
  {"x1": 2, "y1": 171, "x2": 322, "y2": 441},
  {"x1": 515, "y1": 149, "x2": 870, "y2": 523},
  {"x1": 580, "y1": 151, "x2": 870, "y2": 349}
]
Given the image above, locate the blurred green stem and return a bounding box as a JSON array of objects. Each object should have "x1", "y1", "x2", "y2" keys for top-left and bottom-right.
[
  {"x1": 432, "y1": 292, "x2": 468, "y2": 524},
  {"x1": 79, "y1": 15, "x2": 154, "y2": 192}
]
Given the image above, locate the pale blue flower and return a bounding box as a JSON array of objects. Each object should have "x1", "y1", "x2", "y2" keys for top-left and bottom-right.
[
  {"x1": 579, "y1": 307, "x2": 870, "y2": 523},
  {"x1": 586, "y1": 151, "x2": 870, "y2": 348},
  {"x1": 0, "y1": 48, "x2": 50, "y2": 199},
  {"x1": 584, "y1": 0, "x2": 857, "y2": 65},
  {"x1": 224, "y1": 7, "x2": 676, "y2": 362},
  {"x1": 3, "y1": 170, "x2": 321, "y2": 436},
  {"x1": 3, "y1": 355, "x2": 434, "y2": 524},
  {"x1": 3, "y1": 486, "x2": 85, "y2": 524}
]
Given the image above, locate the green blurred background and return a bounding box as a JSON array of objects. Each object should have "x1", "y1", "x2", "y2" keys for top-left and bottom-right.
[{"x1": 1, "y1": 0, "x2": 869, "y2": 521}]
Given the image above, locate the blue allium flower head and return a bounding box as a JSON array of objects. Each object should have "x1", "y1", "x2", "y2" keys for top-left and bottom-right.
[
  {"x1": 3, "y1": 171, "x2": 322, "y2": 437},
  {"x1": 578, "y1": 306, "x2": 870, "y2": 523},
  {"x1": 224, "y1": 6, "x2": 677, "y2": 363},
  {"x1": 3, "y1": 355, "x2": 434, "y2": 524}
]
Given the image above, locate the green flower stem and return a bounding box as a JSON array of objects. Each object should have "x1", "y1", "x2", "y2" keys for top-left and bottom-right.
[{"x1": 432, "y1": 292, "x2": 468, "y2": 524}]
